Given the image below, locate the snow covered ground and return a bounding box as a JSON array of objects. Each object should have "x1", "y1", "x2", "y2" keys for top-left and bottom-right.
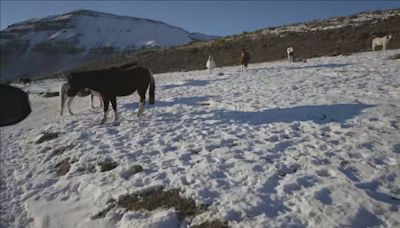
[{"x1": 1, "y1": 50, "x2": 399, "y2": 227}]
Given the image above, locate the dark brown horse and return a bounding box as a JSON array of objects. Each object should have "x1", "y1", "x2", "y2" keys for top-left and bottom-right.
[
  {"x1": 67, "y1": 66, "x2": 155, "y2": 125},
  {"x1": 240, "y1": 48, "x2": 250, "y2": 68}
]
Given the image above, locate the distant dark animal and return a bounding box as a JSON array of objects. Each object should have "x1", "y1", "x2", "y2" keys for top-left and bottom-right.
[
  {"x1": 67, "y1": 66, "x2": 155, "y2": 125},
  {"x1": 59, "y1": 82, "x2": 103, "y2": 116},
  {"x1": 19, "y1": 78, "x2": 31, "y2": 86},
  {"x1": 240, "y1": 48, "x2": 250, "y2": 68}
]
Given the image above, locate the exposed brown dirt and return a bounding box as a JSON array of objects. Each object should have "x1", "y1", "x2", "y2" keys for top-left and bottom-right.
[{"x1": 117, "y1": 187, "x2": 205, "y2": 218}]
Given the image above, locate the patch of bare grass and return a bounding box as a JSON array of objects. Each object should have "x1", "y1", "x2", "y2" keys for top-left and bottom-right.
[
  {"x1": 56, "y1": 158, "x2": 70, "y2": 176},
  {"x1": 99, "y1": 159, "x2": 118, "y2": 172},
  {"x1": 117, "y1": 187, "x2": 205, "y2": 218},
  {"x1": 193, "y1": 220, "x2": 229, "y2": 228}
]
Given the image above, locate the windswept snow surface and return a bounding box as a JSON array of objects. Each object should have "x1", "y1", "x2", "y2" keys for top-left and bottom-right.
[{"x1": 1, "y1": 50, "x2": 400, "y2": 227}]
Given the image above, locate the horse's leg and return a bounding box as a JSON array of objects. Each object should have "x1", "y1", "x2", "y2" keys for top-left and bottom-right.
[
  {"x1": 60, "y1": 92, "x2": 66, "y2": 116},
  {"x1": 90, "y1": 94, "x2": 95, "y2": 110},
  {"x1": 99, "y1": 95, "x2": 104, "y2": 108},
  {"x1": 93, "y1": 91, "x2": 103, "y2": 108},
  {"x1": 100, "y1": 96, "x2": 110, "y2": 124},
  {"x1": 137, "y1": 91, "x2": 146, "y2": 117},
  {"x1": 67, "y1": 96, "x2": 75, "y2": 115},
  {"x1": 109, "y1": 96, "x2": 119, "y2": 125}
]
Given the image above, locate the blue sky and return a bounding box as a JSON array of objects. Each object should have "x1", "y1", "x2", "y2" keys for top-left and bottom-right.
[{"x1": 1, "y1": 1, "x2": 399, "y2": 35}]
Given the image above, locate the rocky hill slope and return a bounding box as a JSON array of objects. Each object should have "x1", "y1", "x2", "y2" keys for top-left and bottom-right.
[{"x1": 80, "y1": 8, "x2": 399, "y2": 74}]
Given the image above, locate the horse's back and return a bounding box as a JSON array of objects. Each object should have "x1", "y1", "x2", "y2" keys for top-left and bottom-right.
[
  {"x1": 100, "y1": 66, "x2": 152, "y2": 96},
  {"x1": 69, "y1": 66, "x2": 152, "y2": 96}
]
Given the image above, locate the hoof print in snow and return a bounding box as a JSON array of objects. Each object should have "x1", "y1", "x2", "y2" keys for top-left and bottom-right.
[
  {"x1": 35, "y1": 132, "x2": 60, "y2": 144},
  {"x1": 117, "y1": 188, "x2": 205, "y2": 219},
  {"x1": 277, "y1": 164, "x2": 300, "y2": 177},
  {"x1": 99, "y1": 160, "x2": 118, "y2": 172},
  {"x1": 120, "y1": 165, "x2": 144, "y2": 180},
  {"x1": 56, "y1": 158, "x2": 71, "y2": 176}
]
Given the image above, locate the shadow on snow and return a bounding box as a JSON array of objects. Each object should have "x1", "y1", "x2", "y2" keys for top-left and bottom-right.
[
  {"x1": 213, "y1": 103, "x2": 374, "y2": 125},
  {"x1": 161, "y1": 78, "x2": 228, "y2": 90}
]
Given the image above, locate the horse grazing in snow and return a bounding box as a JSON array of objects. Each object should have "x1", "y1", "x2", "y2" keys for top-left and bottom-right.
[
  {"x1": 287, "y1": 47, "x2": 294, "y2": 62},
  {"x1": 59, "y1": 82, "x2": 103, "y2": 116},
  {"x1": 372, "y1": 34, "x2": 392, "y2": 51},
  {"x1": 67, "y1": 66, "x2": 155, "y2": 125},
  {"x1": 206, "y1": 55, "x2": 216, "y2": 73}
]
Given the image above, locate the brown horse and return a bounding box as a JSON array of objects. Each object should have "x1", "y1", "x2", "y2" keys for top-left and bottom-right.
[
  {"x1": 67, "y1": 66, "x2": 155, "y2": 125},
  {"x1": 240, "y1": 48, "x2": 250, "y2": 68}
]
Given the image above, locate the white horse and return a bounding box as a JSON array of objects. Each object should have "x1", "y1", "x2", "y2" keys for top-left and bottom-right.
[
  {"x1": 372, "y1": 34, "x2": 392, "y2": 51},
  {"x1": 59, "y1": 82, "x2": 103, "y2": 116},
  {"x1": 287, "y1": 47, "x2": 294, "y2": 62},
  {"x1": 206, "y1": 55, "x2": 216, "y2": 73}
]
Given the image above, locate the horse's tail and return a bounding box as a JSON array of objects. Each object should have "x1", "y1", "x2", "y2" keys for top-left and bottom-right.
[{"x1": 148, "y1": 70, "x2": 155, "y2": 105}]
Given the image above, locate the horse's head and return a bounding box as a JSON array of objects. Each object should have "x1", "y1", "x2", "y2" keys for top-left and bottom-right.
[{"x1": 388, "y1": 34, "x2": 392, "y2": 40}]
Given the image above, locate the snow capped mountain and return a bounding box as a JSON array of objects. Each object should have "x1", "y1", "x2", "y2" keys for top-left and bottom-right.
[{"x1": 0, "y1": 9, "x2": 219, "y2": 80}]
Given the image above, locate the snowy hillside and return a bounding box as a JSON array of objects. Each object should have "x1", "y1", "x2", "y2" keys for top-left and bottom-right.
[
  {"x1": 1, "y1": 50, "x2": 400, "y2": 227},
  {"x1": 0, "y1": 9, "x2": 219, "y2": 80}
]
